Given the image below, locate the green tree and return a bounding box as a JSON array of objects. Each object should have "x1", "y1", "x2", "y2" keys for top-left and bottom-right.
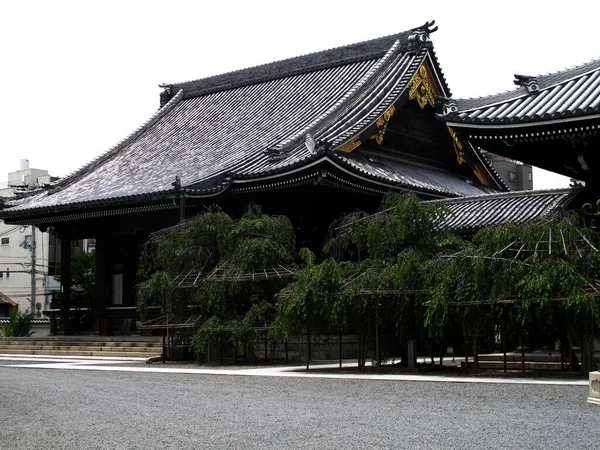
[
  {"x1": 138, "y1": 206, "x2": 297, "y2": 362},
  {"x1": 54, "y1": 250, "x2": 96, "y2": 299},
  {"x1": 425, "y1": 211, "x2": 600, "y2": 370}
]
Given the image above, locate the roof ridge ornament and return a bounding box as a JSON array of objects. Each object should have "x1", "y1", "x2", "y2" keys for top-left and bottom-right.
[
  {"x1": 513, "y1": 74, "x2": 539, "y2": 93},
  {"x1": 159, "y1": 85, "x2": 172, "y2": 107},
  {"x1": 305, "y1": 133, "x2": 317, "y2": 155},
  {"x1": 172, "y1": 175, "x2": 181, "y2": 192},
  {"x1": 581, "y1": 199, "x2": 600, "y2": 232},
  {"x1": 263, "y1": 147, "x2": 283, "y2": 161},
  {"x1": 436, "y1": 96, "x2": 458, "y2": 117},
  {"x1": 406, "y1": 20, "x2": 438, "y2": 52},
  {"x1": 264, "y1": 136, "x2": 329, "y2": 161}
]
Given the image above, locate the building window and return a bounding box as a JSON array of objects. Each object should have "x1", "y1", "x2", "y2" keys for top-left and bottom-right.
[
  {"x1": 509, "y1": 171, "x2": 517, "y2": 181},
  {"x1": 528, "y1": 172, "x2": 532, "y2": 181},
  {"x1": 1, "y1": 237, "x2": 8, "y2": 245},
  {"x1": 0, "y1": 272, "x2": 3, "y2": 279},
  {"x1": 5, "y1": 269, "x2": 8, "y2": 278}
]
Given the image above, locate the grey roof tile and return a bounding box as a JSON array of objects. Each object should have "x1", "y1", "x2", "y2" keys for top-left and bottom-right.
[
  {"x1": 431, "y1": 188, "x2": 580, "y2": 232},
  {"x1": 441, "y1": 58, "x2": 600, "y2": 125},
  {"x1": 332, "y1": 151, "x2": 496, "y2": 197},
  {"x1": 2, "y1": 23, "x2": 487, "y2": 220}
]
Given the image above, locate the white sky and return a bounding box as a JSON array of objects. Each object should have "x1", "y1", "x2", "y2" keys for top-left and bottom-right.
[{"x1": 1, "y1": 0, "x2": 598, "y2": 190}]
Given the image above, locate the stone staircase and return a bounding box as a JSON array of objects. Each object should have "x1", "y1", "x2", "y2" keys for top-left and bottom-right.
[
  {"x1": 0, "y1": 336, "x2": 164, "y2": 359},
  {"x1": 461, "y1": 351, "x2": 600, "y2": 371}
]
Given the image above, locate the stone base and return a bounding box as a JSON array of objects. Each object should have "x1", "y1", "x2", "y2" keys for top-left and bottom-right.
[{"x1": 588, "y1": 371, "x2": 600, "y2": 405}]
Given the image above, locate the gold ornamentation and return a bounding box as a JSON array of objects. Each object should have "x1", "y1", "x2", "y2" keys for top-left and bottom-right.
[
  {"x1": 408, "y1": 62, "x2": 441, "y2": 110},
  {"x1": 376, "y1": 105, "x2": 396, "y2": 128},
  {"x1": 338, "y1": 136, "x2": 361, "y2": 153},
  {"x1": 447, "y1": 126, "x2": 465, "y2": 165},
  {"x1": 371, "y1": 105, "x2": 396, "y2": 145},
  {"x1": 371, "y1": 128, "x2": 386, "y2": 145},
  {"x1": 473, "y1": 164, "x2": 494, "y2": 186}
]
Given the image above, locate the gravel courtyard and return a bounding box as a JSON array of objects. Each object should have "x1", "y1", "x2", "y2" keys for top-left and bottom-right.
[{"x1": 0, "y1": 366, "x2": 597, "y2": 449}]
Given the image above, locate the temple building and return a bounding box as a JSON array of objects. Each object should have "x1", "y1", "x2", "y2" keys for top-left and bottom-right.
[
  {"x1": 1, "y1": 21, "x2": 596, "y2": 333},
  {"x1": 437, "y1": 58, "x2": 600, "y2": 201}
]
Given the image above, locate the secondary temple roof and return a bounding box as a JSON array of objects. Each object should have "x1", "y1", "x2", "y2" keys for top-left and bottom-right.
[
  {"x1": 1, "y1": 21, "x2": 501, "y2": 223},
  {"x1": 440, "y1": 58, "x2": 600, "y2": 125},
  {"x1": 435, "y1": 188, "x2": 580, "y2": 234}
]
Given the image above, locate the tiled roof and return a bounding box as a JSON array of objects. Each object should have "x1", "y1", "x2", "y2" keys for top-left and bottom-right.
[
  {"x1": 2, "y1": 22, "x2": 492, "y2": 221},
  {"x1": 0, "y1": 317, "x2": 50, "y2": 324},
  {"x1": 0, "y1": 292, "x2": 17, "y2": 307},
  {"x1": 433, "y1": 188, "x2": 580, "y2": 233},
  {"x1": 441, "y1": 58, "x2": 600, "y2": 125},
  {"x1": 332, "y1": 151, "x2": 497, "y2": 197},
  {"x1": 165, "y1": 23, "x2": 450, "y2": 101}
]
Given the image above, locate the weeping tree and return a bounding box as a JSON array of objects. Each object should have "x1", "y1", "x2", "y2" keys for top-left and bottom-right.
[
  {"x1": 275, "y1": 193, "x2": 464, "y2": 369},
  {"x1": 138, "y1": 205, "x2": 297, "y2": 362},
  {"x1": 137, "y1": 210, "x2": 234, "y2": 319},
  {"x1": 277, "y1": 192, "x2": 600, "y2": 372},
  {"x1": 426, "y1": 211, "x2": 600, "y2": 371},
  {"x1": 191, "y1": 205, "x2": 297, "y2": 361},
  {"x1": 331, "y1": 193, "x2": 466, "y2": 367},
  {"x1": 274, "y1": 249, "x2": 354, "y2": 367}
]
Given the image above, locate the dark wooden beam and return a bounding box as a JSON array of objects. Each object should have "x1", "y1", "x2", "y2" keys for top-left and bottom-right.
[{"x1": 58, "y1": 230, "x2": 72, "y2": 334}]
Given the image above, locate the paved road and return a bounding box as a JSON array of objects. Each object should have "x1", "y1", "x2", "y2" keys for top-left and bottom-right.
[{"x1": 0, "y1": 364, "x2": 597, "y2": 449}]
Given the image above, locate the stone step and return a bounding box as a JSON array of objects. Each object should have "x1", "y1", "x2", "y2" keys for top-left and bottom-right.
[
  {"x1": 0, "y1": 345, "x2": 163, "y2": 353},
  {"x1": 477, "y1": 353, "x2": 563, "y2": 363},
  {"x1": 1, "y1": 336, "x2": 163, "y2": 342},
  {"x1": 0, "y1": 348, "x2": 161, "y2": 358},
  {"x1": 462, "y1": 361, "x2": 564, "y2": 371},
  {"x1": 0, "y1": 340, "x2": 163, "y2": 348}
]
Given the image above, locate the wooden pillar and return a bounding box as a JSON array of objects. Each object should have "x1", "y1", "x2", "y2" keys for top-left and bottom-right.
[
  {"x1": 339, "y1": 331, "x2": 343, "y2": 369},
  {"x1": 59, "y1": 231, "x2": 72, "y2": 334},
  {"x1": 180, "y1": 194, "x2": 187, "y2": 223},
  {"x1": 502, "y1": 325, "x2": 507, "y2": 373},
  {"x1": 94, "y1": 234, "x2": 109, "y2": 333}
]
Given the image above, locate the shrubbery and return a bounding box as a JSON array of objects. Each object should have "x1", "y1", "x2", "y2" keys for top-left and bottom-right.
[{"x1": 1, "y1": 308, "x2": 33, "y2": 337}]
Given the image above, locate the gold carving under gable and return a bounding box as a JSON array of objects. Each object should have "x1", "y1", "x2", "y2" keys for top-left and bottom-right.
[
  {"x1": 447, "y1": 126, "x2": 465, "y2": 165},
  {"x1": 338, "y1": 136, "x2": 362, "y2": 153},
  {"x1": 409, "y1": 62, "x2": 441, "y2": 110},
  {"x1": 376, "y1": 105, "x2": 396, "y2": 127},
  {"x1": 473, "y1": 164, "x2": 493, "y2": 186},
  {"x1": 371, "y1": 105, "x2": 396, "y2": 145}
]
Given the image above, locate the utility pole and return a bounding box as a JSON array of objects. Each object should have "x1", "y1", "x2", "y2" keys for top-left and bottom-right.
[{"x1": 30, "y1": 225, "x2": 36, "y2": 316}]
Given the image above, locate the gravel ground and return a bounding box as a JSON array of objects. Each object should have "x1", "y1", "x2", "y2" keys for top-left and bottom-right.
[{"x1": 0, "y1": 366, "x2": 597, "y2": 449}]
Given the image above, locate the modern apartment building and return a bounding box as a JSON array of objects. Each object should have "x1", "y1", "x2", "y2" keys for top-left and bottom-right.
[{"x1": 480, "y1": 150, "x2": 533, "y2": 191}]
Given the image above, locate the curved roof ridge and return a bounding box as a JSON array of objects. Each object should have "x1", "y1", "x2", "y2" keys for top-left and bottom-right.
[
  {"x1": 432, "y1": 186, "x2": 580, "y2": 204},
  {"x1": 274, "y1": 40, "x2": 403, "y2": 151},
  {"x1": 425, "y1": 45, "x2": 452, "y2": 98},
  {"x1": 51, "y1": 90, "x2": 185, "y2": 192},
  {"x1": 469, "y1": 144, "x2": 510, "y2": 192},
  {"x1": 163, "y1": 31, "x2": 420, "y2": 100},
  {"x1": 531, "y1": 56, "x2": 600, "y2": 81},
  {"x1": 168, "y1": 31, "x2": 410, "y2": 85},
  {"x1": 452, "y1": 57, "x2": 600, "y2": 112}
]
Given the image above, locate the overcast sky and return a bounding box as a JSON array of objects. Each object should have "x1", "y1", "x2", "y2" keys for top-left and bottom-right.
[{"x1": 1, "y1": 0, "x2": 598, "y2": 190}]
